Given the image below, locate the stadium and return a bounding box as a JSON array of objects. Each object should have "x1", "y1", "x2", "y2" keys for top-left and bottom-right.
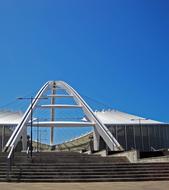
[
  {"x1": 0, "y1": 81, "x2": 169, "y2": 183},
  {"x1": 0, "y1": 109, "x2": 169, "y2": 153}
]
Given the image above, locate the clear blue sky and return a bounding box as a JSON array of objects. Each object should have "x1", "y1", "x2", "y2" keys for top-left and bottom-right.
[{"x1": 0, "y1": 0, "x2": 169, "y2": 123}]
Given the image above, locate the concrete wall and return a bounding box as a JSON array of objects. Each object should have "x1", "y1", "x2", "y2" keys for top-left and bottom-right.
[
  {"x1": 110, "y1": 150, "x2": 138, "y2": 163},
  {"x1": 110, "y1": 149, "x2": 169, "y2": 163}
]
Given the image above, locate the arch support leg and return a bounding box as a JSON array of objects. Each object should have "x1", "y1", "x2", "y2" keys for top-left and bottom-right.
[
  {"x1": 21, "y1": 126, "x2": 27, "y2": 151},
  {"x1": 93, "y1": 127, "x2": 100, "y2": 151}
]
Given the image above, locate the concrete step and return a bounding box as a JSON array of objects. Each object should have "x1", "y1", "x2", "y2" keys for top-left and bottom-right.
[
  {"x1": 11, "y1": 172, "x2": 169, "y2": 177},
  {"x1": 3, "y1": 168, "x2": 169, "y2": 174},
  {"x1": 4, "y1": 175, "x2": 169, "y2": 181},
  {"x1": 7, "y1": 165, "x2": 169, "y2": 170},
  {"x1": 1, "y1": 151, "x2": 169, "y2": 182},
  {"x1": 3, "y1": 171, "x2": 169, "y2": 182},
  {"x1": 10, "y1": 162, "x2": 169, "y2": 168},
  {"x1": 3, "y1": 176, "x2": 169, "y2": 182},
  {"x1": 0, "y1": 152, "x2": 129, "y2": 164},
  {"x1": 7, "y1": 170, "x2": 169, "y2": 176}
]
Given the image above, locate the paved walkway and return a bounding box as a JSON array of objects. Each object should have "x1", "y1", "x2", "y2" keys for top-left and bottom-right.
[{"x1": 1, "y1": 181, "x2": 169, "y2": 190}]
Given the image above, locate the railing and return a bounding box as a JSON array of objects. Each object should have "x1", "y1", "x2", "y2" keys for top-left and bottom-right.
[
  {"x1": 7, "y1": 145, "x2": 15, "y2": 181},
  {"x1": 6, "y1": 145, "x2": 31, "y2": 181}
]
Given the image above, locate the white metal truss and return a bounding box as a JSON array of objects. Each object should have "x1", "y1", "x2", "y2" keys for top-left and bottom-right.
[{"x1": 4, "y1": 81, "x2": 123, "y2": 152}]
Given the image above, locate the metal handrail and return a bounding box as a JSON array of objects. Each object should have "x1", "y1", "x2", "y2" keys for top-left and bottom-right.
[{"x1": 7, "y1": 145, "x2": 15, "y2": 181}]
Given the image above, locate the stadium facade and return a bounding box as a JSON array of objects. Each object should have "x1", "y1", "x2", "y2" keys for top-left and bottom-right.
[
  {"x1": 0, "y1": 109, "x2": 169, "y2": 152},
  {"x1": 95, "y1": 110, "x2": 169, "y2": 152},
  {"x1": 0, "y1": 111, "x2": 23, "y2": 151}
]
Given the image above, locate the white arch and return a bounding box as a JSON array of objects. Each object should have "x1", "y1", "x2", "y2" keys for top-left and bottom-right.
[
  {"x1": 57, "y1": 81, "x2": 122, "y2": 151},
  {"x1": 4, "y1": 81, "x2": 50, "y2": 152},
  {"x1": 4, "y1": 81, "x2": 122, "y2": 152}
]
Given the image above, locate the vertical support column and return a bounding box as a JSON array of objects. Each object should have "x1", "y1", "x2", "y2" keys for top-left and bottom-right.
[
  {"x1": 115, "y1": 125, "x2": 118, "y2": 140},
  {"x1": 153, "y1": 126, "x2": 157, "y2": 149},
  {"x1": 50, "y1": 82, "x2": 56, "y2": 146},
  {"x1": 147, "y1": 125, "x2": 151, "y2": 151},
  {"x1": 112, "y1": 126, "x2": 115, "y2": 151},
  {"x1": 37, "y1": 119, "x2": 39, "y2": 152},
  {"x1": 124, "y1": 125, "x2": 127, "y2": 150},
  {"x1": 166, "y1": 126, "x2": 169, "y2": 147},
  {"x1": 163, "y1": 126, "x2": 166, "y2": 148},
  {"x1": 133, "y1": 125, "x2": 136, "y2": 149},
  {"x1": 140, "y1": 124, "x2": 144, "y2": 151},
  {"x1": 159, "y1": 125, "x2": 161, "y2": 149},
  {"x1": 93, "y1": 127, "x2": 100, "y2": 151},
  {"x1": 22, "y1": 126, "x2": 27, "y2": 151},
  {"x1": 1, "y1": 125, "x2": 5, "y2": 151}
]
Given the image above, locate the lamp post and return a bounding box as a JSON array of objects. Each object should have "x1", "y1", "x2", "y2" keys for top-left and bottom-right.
[
  {"x1": 36, "y1": 118, "x2": 39, "y2": 152},
  {"x1": 17, "y1": 96, "x2": 48, "y2": 158}
]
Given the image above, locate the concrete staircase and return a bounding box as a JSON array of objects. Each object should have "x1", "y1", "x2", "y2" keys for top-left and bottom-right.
[{"x1": 1, "y1": 152, "x2": 169, "y2": 182}]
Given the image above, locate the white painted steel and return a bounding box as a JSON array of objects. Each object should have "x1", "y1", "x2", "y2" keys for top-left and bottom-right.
[
  {"x1": 55, "y1": 81, "x2": 122, "y2": 150},
  {"x1": 47, "y1": 95, "x2": 74, "y2": 98},
  {"x1": 32, "y1": 121, "x2": 95, "y2": 127},
  {"x1": 40, "y1": 104, "x2": 82, "y2": 108},
  {"x1": 4, "y1": 81, "x2": 122, "y2": 152},
  {"x1": 4, "y1": 81, "x2": 50, "y2": 152}
]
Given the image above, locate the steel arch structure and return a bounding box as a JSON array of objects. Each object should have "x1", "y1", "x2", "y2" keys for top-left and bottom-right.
[{"x1": 4, "y1": 81, "x2": 122, "y2": 152}]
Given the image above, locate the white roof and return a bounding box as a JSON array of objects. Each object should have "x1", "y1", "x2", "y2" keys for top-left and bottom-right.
[
  {"x1": 0, "y1": 110, "x2": 23, "y2": 125},
  {"x1": 0, "y1": 109, "x2": 164, "y2": 126},
  {"x1": 95, "y1": 110, "x2": 163, "y2": 125}
]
